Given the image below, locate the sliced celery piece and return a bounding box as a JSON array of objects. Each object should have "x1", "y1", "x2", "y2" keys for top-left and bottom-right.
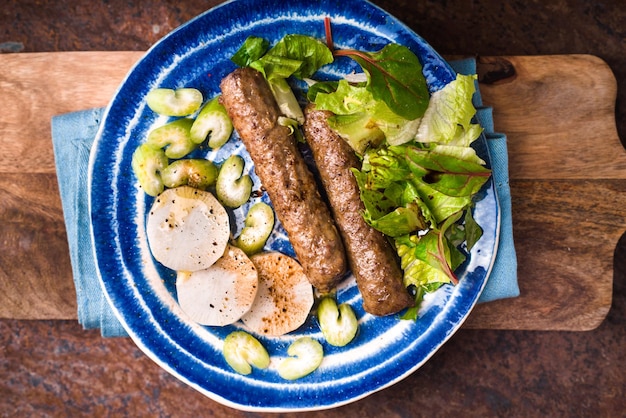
[
  {"x1": 278, "y1": 337, "x2": 323, "y2": 380},
  {"x1": 147, "y1": 118, "x2": 198, "y2": 159},
  {"x1": 223, "y1": 331, "x2": 270, "y2": 375},
  {"x1": 146, "y1": 88, "x2": 203, "y2": 117},
  {"x1": 190, "y1": 96, "x2": 233, "y2": 148},
  {"x1": 317, "y1": 297, "x2": 358, "y2": 347},
  {"x1": 215, "y1": 155, "x2": 253, "y2": 208},
  {"x1": 161, "y1": 159, "x2": 218, "y2": 190},
  {"x1": 131, "y1": 143, "x2": 168, "y2": 196},
  {"x1": 236, "y1": 202, "x2": 274, "y2": 255}
]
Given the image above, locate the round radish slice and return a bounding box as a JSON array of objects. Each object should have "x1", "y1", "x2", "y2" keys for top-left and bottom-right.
[
  {"x1": 242, "y1": 252, "x2": 314, "y2": 336},
  {"x1": 176, "y1": 245, "x2": 259, "y2": 326},
  {"x1": 146, "y1": 186, "x2": 229, "y2": 272}
]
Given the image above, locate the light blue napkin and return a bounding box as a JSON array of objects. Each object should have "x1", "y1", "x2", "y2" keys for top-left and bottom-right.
[
  {"x1": 450, "y1": 58, "x2": 519, "y2": 303},
  {"x1": 51, "y1": 58, "x2": 518, "y2": 337},
  {"x1": 52, "y1": 107, "x2": 127, "y2": 337}
]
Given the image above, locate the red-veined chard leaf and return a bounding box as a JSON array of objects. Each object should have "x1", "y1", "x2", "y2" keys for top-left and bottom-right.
[
  {"x1": 400, "y1": 144, "x2": 492, "y2": 197},
  {"x1": 396, "y1": 210, "x2": 464, "y2": 289},
  {"x1": 335, "y1": 43, "x2": 429, "y2": 121}
]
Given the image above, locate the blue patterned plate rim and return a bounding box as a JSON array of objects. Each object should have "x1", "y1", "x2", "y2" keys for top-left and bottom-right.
[{"x1": 88, "y1": 0, "x2": 500, "y2": 412}]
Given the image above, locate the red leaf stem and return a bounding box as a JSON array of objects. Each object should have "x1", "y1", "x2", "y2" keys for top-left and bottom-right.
[{"x1": 324, "y1": 16, "x2": 334, "y2": 51}]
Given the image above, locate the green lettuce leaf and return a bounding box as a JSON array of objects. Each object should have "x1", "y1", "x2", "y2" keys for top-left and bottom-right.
[
  {"x1": 396, "y1": 210, "x2": 465, "y2": 289},
  {"x1": 335, "y1": 43, "x2": 430, "y2": 120},
  {"x1": 412, "y1": 180, "x2": 472, "y2": 224},
  {"x1": 327, "y1": 113, "x2": 385, "y2": 154},
  {"x1": 415, "y1": 74, "x2": 481, "y2": 145},
  {"x1": 314, "y1": 79, "x2": 420, "y2": 153},
  {"x1": 463, "y1": 206, "x2": 482, "y2": 252},
  {"x1": 250, "y1": 34, "x2": 333, "y2": 80},
  {"x1": 250, "y1": 54, "x2": 303, "y2": 80},
  {"x1": 364, "y1": 204, "x2": 427, "y2": 238},
  {"x1": 314, "y1": 79, "x2": 371, "y2": 114},
  {"x1": 230, "y1": 36, "x2": 269, "y2": 67}
]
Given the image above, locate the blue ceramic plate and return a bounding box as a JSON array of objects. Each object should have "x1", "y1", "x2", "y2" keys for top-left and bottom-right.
[{"x1": 89, "y1": 0, "x2": 499, "y2": 412}]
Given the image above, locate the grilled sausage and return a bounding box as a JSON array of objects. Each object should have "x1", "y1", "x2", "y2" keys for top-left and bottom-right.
[
  {"x1": 303, "y1": 104, "x2": 414, "y2": 316},
  {"x1": 219, "y1": 68, "x2": 347, "y2": 292}
]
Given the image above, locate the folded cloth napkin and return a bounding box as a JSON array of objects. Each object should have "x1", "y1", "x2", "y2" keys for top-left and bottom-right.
[
  {"x1": 52, "y1": 107, "x2": 128, "y2": 337},
  {"x1": 451, "y1": 58, "x2": 519, "y2": 303},
  {"x1": 51, "y1": 58, "x2": 518, "y2": 338}
]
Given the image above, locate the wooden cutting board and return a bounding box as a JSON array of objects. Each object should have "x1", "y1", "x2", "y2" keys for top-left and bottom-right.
[{"x1": 0, "y1": 52, "x2": 621, "y2": 331}]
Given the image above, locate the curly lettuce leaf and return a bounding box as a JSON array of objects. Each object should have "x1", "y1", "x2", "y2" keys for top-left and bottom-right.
[
  {"x1": 415, "y1": 74, "x2": 481, "y2": 145},
  {"x1": 396, "y1": 233, "x2": 453, "y2": 288},
  {"x1": 313, "y1": 79, "x2": 371, "y2": 114},
  {"x1": 358, "y1": 141, "x2": 490, "y2": 224},
  {"x1": 398, "y1": 219, "x2": 468, "y2": 321},
  {"x1": 396, "y1": 211, "x2": 465, "y2": 288},
  {"x1": 327, "y1": 113, "x2": 385, "y2": 154},
  {"x1": 364, "y1": 204, "x2": 428, "y2": 238},
  {"x1": 249, "y1": 34, "x2": 334, "y2": 80},
  {"x1": 313, "y1": 79, "x2": 422, "y2": 153}
]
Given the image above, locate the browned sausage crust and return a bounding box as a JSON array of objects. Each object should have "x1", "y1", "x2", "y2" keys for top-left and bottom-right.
[
  {"x1": 219, "y1": 68, "x2": 347, "y2": 293},
  {"x1": 303, "y1": 104, "x2": 414, "y2": 316}
]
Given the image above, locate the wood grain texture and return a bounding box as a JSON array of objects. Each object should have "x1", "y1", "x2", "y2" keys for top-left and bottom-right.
[
  {"x1": 0, "y1": 52, "x2": 620, "y2": 330},
  {"x1": 0, "y1": 51, "x2": 143, "y2": 174},
  {"x1": 478, "y1": 55, "x2": 624, "y2": 180},
  {"x1": 0, "y1": 174, "x2": 77, "y2": 318},
  {"x1": 464, "y1": 179, "x2": 620, "y2": 330},
  {"x1": 463, "y1": 54, "x2": 623, "y2": 330}
]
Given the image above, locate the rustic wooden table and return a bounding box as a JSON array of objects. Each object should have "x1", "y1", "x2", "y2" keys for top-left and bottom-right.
[{"x1": 2, "y1": 1, "x2": 625, "y2": 416}]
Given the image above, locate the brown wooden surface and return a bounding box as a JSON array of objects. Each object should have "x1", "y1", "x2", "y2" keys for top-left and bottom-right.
[
  {"x1": 466, "y1": 54, "x2": 621, "y2": 330},
  {"x1": 0, "y1": 52, "x2": 621, "y2": 330}
]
